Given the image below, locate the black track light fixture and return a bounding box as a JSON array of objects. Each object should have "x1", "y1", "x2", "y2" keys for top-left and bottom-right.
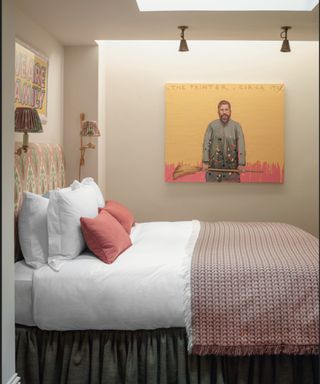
[
  {"x1": 280, "y1": 26, "x2": 292, "y2": 52},
  {"x1": 178, "y1": 26, "x2": 189, "y2": 52}
]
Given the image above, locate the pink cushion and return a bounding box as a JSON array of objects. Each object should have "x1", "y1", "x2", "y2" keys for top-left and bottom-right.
[
  {"x1": 80, "y1": 210, "x2": 132, "y2": 264},
  {"x1": 100, "y1": 200, "x2": 134, "y2": 234}
]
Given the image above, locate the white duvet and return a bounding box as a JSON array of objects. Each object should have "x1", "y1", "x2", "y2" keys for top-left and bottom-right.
[{"x1": 33, "y1": 220, "x2": 199, "y2": 330}]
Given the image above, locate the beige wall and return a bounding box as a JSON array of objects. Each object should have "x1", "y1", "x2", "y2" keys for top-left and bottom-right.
[
  {"x1": 15, "y1": 7, "x2": 64, "y2": 146},
  {"x1": 2, "y1": 1, "x2": 16, "y2": 382},
  {"x1": 1, "y1": 6, "x2": 65, "y2": 382},
  {"x1": 98, "y1": 40, "x2": 319, "y2": 236},
  {"x1": 64, "y1": 46, "x2": 99, "y2": 184}
]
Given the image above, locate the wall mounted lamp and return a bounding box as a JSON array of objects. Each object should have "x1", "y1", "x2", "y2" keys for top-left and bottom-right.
[
  {"x1": 15, "y1": 107, "x2": 43, "y2": 155},
  {"x1": 178, "y1": 26, "x2": 189, "y2": 52},
  {"x1": 280, "y1": 26, "x2": 292, "y2": 52},
  {"x1": 79, "y1": 112, "x2": 101, "y2": 180}
]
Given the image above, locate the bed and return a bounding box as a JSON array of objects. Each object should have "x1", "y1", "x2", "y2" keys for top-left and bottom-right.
[{"x1": 15, "y1": 143, "x2": 319, "y2": 384}]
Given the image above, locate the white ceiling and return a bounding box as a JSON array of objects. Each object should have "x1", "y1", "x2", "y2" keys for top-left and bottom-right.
[{"x1": 16, "y1": 0, "x2": 319, "y2": 46}]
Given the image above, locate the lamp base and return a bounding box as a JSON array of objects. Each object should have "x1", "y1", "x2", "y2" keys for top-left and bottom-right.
[
  {"x1": 15, "y1": 147, "x2": 26, "y2": 156},
  {"x1": 22, "y1": 132, "x2": 29, "y2": 147},
  {"x1": 15, "y1": 133, "x2": 29, "y2": 156}
]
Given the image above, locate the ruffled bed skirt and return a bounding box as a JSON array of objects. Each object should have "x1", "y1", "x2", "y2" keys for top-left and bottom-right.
[{"x1": 16, "y1": 326, "x2": 319, "y2": 384}]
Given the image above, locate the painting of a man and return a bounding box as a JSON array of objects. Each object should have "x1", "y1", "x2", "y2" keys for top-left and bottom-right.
[
  {"x1": 165, "y1": 83, "x2": 284, "y2": 184},
  {"x1": 202, "y1": 100, "x2": 246, "y2": 182}
]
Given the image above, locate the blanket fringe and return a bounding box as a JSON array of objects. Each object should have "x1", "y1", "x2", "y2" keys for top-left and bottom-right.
[
  {"x1": 182, "y1": 220, "x2": 200, "y2": 353},
  {"x1": 192, "y1": 344, "x2": 320, "y2": 356}
]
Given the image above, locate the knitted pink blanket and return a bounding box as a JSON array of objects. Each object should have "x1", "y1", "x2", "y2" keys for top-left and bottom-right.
[{"x1": 187, "y1": 222, "x2": 319, "y2": 355}]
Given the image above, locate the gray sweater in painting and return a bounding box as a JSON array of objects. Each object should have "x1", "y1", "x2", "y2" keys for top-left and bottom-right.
[{"x1": 202, "y1": 118, "x2": 246, "y2": 169}]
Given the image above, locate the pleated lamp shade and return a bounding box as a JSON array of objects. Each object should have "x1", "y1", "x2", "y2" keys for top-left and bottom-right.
[
  {"x1": 80, "y1": 120, "x2": 101, "y2": 137},
  {"x1": 15, "y1": 107, "x2": 43, "y2": 133}
]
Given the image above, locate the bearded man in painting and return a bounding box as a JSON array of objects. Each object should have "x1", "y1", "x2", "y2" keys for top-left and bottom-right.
[{"x1": 202, "y1": 100, "x2": 246, "y2": 182}]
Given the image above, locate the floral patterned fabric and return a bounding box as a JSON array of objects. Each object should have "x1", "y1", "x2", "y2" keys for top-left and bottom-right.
[{"x1": 14, "y1": 142, "x2": 66, "y2": 261}]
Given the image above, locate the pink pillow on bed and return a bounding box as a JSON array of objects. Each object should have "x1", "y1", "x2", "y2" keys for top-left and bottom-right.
[
  {"x1": 100, "y1": 200, "x2": 134, "y2": 234},
  {"x1": 80, "y1": 210, "x2": 132, "y2": 264}
]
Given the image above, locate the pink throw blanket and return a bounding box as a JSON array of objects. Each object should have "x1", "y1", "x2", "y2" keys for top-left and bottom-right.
[{"x1": 187, "y1": 222, "x2": 319, "y2": 355}]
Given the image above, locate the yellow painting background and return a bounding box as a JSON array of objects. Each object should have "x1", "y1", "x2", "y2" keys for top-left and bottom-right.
[{"x1": 165, "y1": 83, "x2": 284, "y2": 167}]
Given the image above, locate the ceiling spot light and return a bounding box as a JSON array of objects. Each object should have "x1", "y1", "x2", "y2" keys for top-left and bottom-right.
[
  {"x1": 178, "y1": 26, "x2": 189, "y2": 52},
  {"x1": 280, "y1": 26, "x2": 292, "y2": 52}
]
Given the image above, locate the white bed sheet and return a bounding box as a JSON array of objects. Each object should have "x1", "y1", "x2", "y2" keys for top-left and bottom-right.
[
  {"x1": 15, "y1": 260, "x2": 35, "y2": 326},
  {"x1": 31, "y1": 220, "x2": 199, "y2": 331}
]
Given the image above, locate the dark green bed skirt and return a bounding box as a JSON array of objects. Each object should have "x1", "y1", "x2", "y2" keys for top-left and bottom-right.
[{"x1": 16, "y1": 326, "x2": 319, "y2": 384}]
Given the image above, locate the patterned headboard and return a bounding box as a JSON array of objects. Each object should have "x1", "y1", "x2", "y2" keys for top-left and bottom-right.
[{"x1": 14, "y1": 142, "x2": 66, "y2": 261}]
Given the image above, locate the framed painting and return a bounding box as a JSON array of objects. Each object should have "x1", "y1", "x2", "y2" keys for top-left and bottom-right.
[
  {"x1": 15, "y1": 39, "x2": 49, "y2": 124},
  {"x1": 165, "y1": 83, "x2": 285, "y2": 183}
]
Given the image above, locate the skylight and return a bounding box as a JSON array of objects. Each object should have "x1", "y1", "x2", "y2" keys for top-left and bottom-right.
[{"x1": 136, "y1": 0, "x2": 318, "y2": 11}]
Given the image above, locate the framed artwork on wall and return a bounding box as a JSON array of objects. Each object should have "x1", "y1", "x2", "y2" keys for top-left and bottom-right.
[
  {"x1": 165, "y1": 83, "x2": 285, "y2": 183},
  {"x1": 15, "y1": 38, "x2": 49, "y2": 124}
]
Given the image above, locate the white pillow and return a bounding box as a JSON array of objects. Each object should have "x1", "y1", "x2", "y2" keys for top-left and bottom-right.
[
  {"x1": 71, "y1": 177, "x2": 105, "y2": 208},
  {"x1": 18, "y1": 192, "x2": 49, "y2": 269},
  {"x1": 47, "y1": 186, "x2": 98, "y2": 271},
  {"x1": 43, "y1": 186, "x2": 72, "y2": 199}
]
